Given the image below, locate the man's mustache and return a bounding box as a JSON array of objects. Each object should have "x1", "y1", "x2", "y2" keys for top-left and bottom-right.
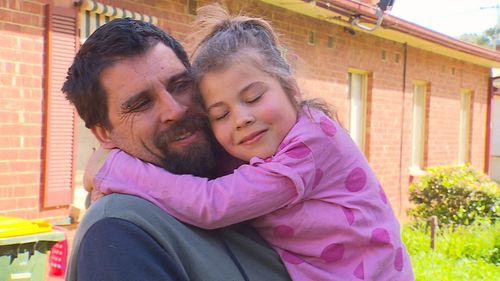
[{"x1": 155, "y1": 112, "x2": 210, "y2": 146}]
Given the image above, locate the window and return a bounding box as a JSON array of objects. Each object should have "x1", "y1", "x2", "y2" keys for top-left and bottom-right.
[
  {"x1": 348, "y1": 70, "x2": 368, "y2": 152},
  {"x1": 411, "y1": 81, "x2": 428, "y2": 173},
  {"x1": 327, "y1": 35, "x2": 334, "y2": 48},
  {"x1": 458, "y1": 90, "x2": 472, "y2": 164},
  {"x1": 308, "y1": 31, "x2": 315, "y2": 45},
  {"x1": 395, "y1": 53, "x2": 400, "y2": 63}
]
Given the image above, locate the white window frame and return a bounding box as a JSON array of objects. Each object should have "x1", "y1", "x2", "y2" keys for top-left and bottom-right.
[
  {"x1": 348, "y1": 69, "x2": 369, "y2": 152},
  {"x1": 410, "y1": 81, "x2": 428, "y2": 175},
  {"x1": 458, "y1": 89, "x2": 472, "y2": 164}
]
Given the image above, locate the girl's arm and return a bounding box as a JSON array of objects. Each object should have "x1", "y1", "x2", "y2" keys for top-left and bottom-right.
[{"x1": 94, "y1": 149, "x2": 307, "y2": 229}]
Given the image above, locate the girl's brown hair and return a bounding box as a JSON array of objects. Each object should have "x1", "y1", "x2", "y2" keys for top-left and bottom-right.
[{"x1": 190, "y1": 3, "x2": 336, "y2": 119}]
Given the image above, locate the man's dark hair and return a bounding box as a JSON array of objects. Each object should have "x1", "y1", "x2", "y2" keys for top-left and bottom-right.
[{"x1": 62, "y1": 18, "x2": 190, "y2": 129}]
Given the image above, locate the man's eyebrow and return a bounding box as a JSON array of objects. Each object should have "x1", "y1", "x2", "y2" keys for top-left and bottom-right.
[{"x1": 167, "y1": 70, "x2": 190, "y2": 85}]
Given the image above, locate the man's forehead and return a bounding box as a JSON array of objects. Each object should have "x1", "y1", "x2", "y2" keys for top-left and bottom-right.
[{"x1": 100, "y1": 45, "x2": 187, "y2": 100}]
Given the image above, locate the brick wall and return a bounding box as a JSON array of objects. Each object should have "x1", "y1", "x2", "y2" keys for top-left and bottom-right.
[
  {"x1": 0, "y1": 0, "x2": 59, "y2": 219},
  {"x1": 0, "y1": 0, "x2": 492, "y2": 221}
]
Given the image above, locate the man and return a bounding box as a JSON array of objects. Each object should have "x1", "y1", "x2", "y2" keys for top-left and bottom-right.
[{"x1": 62, "y1": 18, "x2": 291, "y2": 281}]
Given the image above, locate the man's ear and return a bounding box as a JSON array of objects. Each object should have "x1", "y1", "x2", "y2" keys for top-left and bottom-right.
[{"x1": 91, "y1": 125, "x2": 116, "y2": 149}]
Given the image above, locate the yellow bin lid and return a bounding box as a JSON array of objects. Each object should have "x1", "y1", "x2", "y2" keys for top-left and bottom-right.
[{"x1": 0, "y1": 216, "x2": 52, "y2": 238}]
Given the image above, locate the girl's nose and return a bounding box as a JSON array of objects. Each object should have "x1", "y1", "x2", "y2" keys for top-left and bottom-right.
[{"x1": 235, "y1": 108, "x2": 255, "y2": 129}]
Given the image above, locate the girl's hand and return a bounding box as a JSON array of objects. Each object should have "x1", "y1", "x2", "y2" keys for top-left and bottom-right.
[
  {"x1": 90, "y1": 188, "x2": 105, "y2": 202},
  {"x1": 83, "y1": 145, "x2": 111, "y2": 193}
]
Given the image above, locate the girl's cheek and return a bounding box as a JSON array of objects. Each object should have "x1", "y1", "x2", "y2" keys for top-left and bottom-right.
[{"x1": 211, "y1": 124, "x2": 228, "y2": 146}]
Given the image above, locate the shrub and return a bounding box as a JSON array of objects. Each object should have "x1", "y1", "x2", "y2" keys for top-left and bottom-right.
[{"x1": 408, "y1": 164, "x2": 499, "y2": 226}]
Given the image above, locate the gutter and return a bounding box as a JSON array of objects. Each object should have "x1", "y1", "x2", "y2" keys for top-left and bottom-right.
[{"x1": 313, "y1": 0, "x2": 500, "y2": 63}]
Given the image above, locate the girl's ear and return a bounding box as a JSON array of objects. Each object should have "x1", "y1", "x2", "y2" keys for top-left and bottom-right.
[{"x1": 91, "y1": 126, "x2": 117, "y2": 149}]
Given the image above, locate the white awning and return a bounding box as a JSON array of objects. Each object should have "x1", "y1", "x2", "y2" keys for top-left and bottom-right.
[{"x1": 79, "y1": 0, "x2": 158, "y2": 43}]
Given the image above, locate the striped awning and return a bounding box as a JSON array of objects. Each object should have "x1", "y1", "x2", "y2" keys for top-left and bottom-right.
[{"x1": 79, "y1": 0, "x2": 158, "y2": 43}]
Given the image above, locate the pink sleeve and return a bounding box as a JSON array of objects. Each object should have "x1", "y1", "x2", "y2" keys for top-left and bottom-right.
[{"x1": 94, "y1": 149, "x2": 306, "y2": 229}]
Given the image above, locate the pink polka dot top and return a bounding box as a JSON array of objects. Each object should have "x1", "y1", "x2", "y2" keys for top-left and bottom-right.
[{"x1": 95, "y1": 107, "x2": 414, "y2": 281}]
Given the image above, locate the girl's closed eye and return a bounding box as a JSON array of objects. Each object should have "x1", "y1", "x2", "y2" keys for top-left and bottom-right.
[
  {"x1": 210, "y1": 109, "x2": 229, "y2": 121},
  {"x1": 245, "y1": 93, "x2": 263, "y2": 104},
  {"x1": 243, "y1": 83, "x2": 268, "y2": 104}
]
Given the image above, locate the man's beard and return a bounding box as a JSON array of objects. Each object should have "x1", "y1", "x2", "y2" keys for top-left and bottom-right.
[{"x1": 153, "y1": 113, "x2": 219, "y2": 178}]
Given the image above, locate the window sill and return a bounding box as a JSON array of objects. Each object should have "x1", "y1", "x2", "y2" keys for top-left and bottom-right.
[{"x1": 408, "y1": 166, "x2": 427, "y2": 177}]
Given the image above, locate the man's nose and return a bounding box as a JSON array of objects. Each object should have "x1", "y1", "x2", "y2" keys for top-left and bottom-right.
[{"x1": 158, "y1": 92, "x2": 188, "y2": 122}]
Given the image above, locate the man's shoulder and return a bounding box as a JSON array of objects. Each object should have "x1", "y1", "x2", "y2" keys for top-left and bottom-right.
[
  {"x1": 66, "y1": 194, "x2": 161, "y2": 281},
  {"x1": 83, "y1": 194, "x2": 156, "y2": 222},
  {"x1": 79, "y1": 193, "x2": 180, "y2": 233}
]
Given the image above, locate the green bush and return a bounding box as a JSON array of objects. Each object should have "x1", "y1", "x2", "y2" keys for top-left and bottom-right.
[{"x1": 408, "y1": 164, "x2": 499, "y2": 226}]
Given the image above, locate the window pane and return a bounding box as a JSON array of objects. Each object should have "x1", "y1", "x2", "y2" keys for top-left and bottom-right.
[
  {"x1": 348, "y1": 72, "x2": 366, "y2": 151},
  {"x1": 412, "y1": 84, "x2": 426, "y2": 169}
]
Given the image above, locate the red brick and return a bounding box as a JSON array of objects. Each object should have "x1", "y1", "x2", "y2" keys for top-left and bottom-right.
[
  {"x1": 0, "y1": 136, "x2": 21, "y2": 147},
  {"x1": 9, "y1": 160, "x2": 40, "y2": 171},
  {"x1": 16, "y1": 197, "x2": 38, "y2": 208},
  {"x1": 0, "y1": 198, "x2": 17, "y2": 210},
  {"x1": 0, "y1": 173, "x2": 19, "y2": 185},
  {"x1": 13, "y1": 185, "x2": 37, "y2": 197},
  {"x1": 21, "y1": 1, "x2": 44, "y2": 14},
  {"x1": 17, "y1": 149, "x2": 40, "y2": 160}
]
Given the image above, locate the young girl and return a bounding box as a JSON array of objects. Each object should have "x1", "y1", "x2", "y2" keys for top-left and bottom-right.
[{"x1": 91, "y1": 4, "x2": 413, "y2": 280}]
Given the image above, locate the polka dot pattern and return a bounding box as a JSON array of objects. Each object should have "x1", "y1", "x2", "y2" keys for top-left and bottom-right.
[
  {"x1": 320, "y1": 117, "x2": 337, "y2": 137},
  {"x1": 345, "y1": 167, "x2": 367, "y2": 192},
  {"x1": 285, "y1": 142, "x2": 311, "y2": 159},
  {"x1": 353, "y1": 261, "x2": 364, "y2": 280},
  {"x1": 370, "y1": 228, "x2": 391, "y2": 245},
  {"x1": 273, "y1": 225, "x2": 294, "y2": 238},
  {"x1": 394, "y1": 247, "x2": 404, "y2": 271},
  {"x1": 342, "y1": 207, "x2": 355, "y2": 226},
  {"x1": 321, "y1": 243, "x2": 345, "y2": 262},
  {"x1": 282, "y1": 251, "x2": 304, "y2": 265}
]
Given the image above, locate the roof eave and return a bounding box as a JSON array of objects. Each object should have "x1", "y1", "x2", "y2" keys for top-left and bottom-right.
[{"x1": 259, "y1": 0, "x2": 500, "y2": 68}]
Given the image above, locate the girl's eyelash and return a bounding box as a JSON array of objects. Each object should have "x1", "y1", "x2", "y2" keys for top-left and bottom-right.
[
  {"x1": 247, "y1": 93, "x2": 263, "y2": 103},
  {"x1": 214, "y1": 111, "x2": 229, "y2": 121}
]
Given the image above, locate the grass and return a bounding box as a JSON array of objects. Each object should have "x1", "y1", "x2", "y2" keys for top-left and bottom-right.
[{"x1": 402, "y1": 221, "x2": 500, "y2": 281}]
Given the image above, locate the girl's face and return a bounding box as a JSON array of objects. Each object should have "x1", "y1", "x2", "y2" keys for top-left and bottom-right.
[{"x1": 200, "y1": 60, "x2": 297, "y2": 162}]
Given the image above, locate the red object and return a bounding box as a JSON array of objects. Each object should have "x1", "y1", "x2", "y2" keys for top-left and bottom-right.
[{"x1": 48, "y1": 238, "x2": 68, "y2": 277}]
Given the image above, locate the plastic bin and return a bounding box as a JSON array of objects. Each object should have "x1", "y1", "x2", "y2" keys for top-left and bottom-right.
[{"x1": 0, "y1": 216, "x2": 65, "y2": 281}]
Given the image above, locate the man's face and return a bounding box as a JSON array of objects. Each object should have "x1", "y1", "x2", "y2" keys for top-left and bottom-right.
[{"x1": 96, "y1": 43, "x2": 216, "y2": 176}]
